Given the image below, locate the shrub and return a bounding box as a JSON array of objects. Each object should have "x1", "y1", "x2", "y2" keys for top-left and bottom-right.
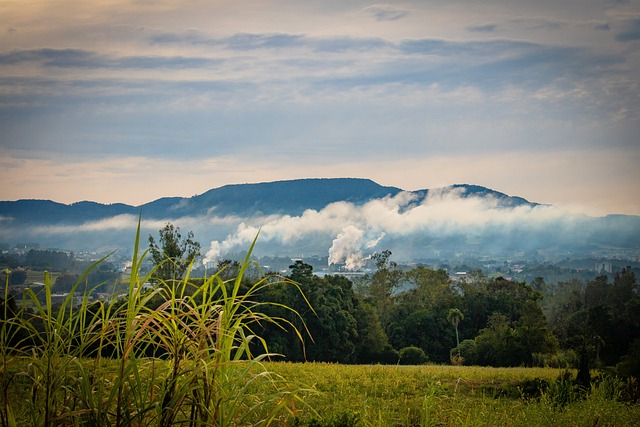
[
  {"x1": 540, "y1": 371, "x2": 582, "y2": 407},
  {"x1": 454, "y1": 339, "x2": 478, "y2": 365},
  {"x1": 377, "y1": 344, "x2": 400, "y2": 364},
  {"x1": 532, "y1": 349, "x2": 576, "y2": 369},
  {"x1": 519, "y1": 377, "x2": 550, "y2": 399},
  {"x1": 617, "y1": 339, "x2": 640, "y2": 378},
  {"x1": 398, "y1": 346, "x2": 428, "y2": 365}
]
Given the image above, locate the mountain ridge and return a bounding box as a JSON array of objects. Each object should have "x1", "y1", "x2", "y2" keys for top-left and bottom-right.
[
  {"x1": 1, "y1": 178, "x2": 638, "y2": 261},
  {"x1": 0, "y1": 178, "x2": 538, "y2": 225}
]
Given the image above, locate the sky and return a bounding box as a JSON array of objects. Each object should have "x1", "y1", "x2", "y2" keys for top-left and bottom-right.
[{"x1": 1, "y1": 0, "x2": 639, "y2": 216}]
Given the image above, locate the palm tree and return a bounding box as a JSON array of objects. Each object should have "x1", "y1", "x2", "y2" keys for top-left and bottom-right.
[{"x1": 447, "y1": 308, "x2": 464, "y2": 359}]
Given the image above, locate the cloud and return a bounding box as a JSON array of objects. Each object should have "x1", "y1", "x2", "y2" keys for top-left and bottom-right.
[
  {"x1": 150, "y1": 30, "x2": 391, "y2": 53},
  {"x1": 467, "y1": 16, "x2": 614, "y2": 35},
  {"x1": 221, "y1": 33, "x2": 306, "y2": 50},
  {"x1": 0, "y1": 33, "x2": 629, "y2": 114},
  {"x1": 0, "y1": 216, "x2": 14, "y2": 224},
  {"x1": 589, "y1": 21, "x2": 611, "y2": 31},
  {"x1": 467, "y1": 24, "x2": 498, "y2": 33},
  {"x1": 0, "y1": 49, "x2": 93, "y2": 66},
  {"x1": 0, "y1": 48, "x2": 222, "y2": 70},
  {"x1": 615, "y1": 17, "x2": 640, "y2": 41},
  {"x1": 2, "y1": 180, "x2": 638, "y2": 259},
  {"x1": 363, "y1": 4, "x2": 410, "y2": 21},
  {"x1": 509, "y1": 17, "x2": 568, "y2": 31},
  {"x1": 30, "y1": 214, "x2": 143, "y2": 234}
]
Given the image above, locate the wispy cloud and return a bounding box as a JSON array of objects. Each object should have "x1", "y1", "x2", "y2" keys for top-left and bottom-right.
[
  {"x1": 467, "y1": 24, "x2": 498, "y2": 33},
  {"x1": 362, "y1": 4, "x2": 411, "y2": 22},
  {"x1": 0, "y1": 48, "x2": 223, "y2": 69}
]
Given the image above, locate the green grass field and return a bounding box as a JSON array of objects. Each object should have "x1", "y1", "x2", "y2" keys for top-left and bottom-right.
[
  {"x1": 3, "y1": 359, "x2": 638, "y2": 426},
  {"x1": 267, "y1": 363, "x2": 640, "y2": 427}
]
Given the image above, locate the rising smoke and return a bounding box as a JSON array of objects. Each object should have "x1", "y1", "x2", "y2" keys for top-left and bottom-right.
[
  {"x1": 201, "y1": 187, "x2": 617, "y2": 269},
  {"x1": 7, "y1": 187, "x2": 636, "y2": 265}
]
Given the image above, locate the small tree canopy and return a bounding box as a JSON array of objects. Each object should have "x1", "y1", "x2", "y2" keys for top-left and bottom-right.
[{"x1": 149, "y1": 223, "x2": 201, "y2": 283}]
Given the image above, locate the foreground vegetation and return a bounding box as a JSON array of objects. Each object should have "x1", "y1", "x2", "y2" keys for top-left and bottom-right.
[{"x1": 1, "y1": 223, "x2": 309, "y2": 426}]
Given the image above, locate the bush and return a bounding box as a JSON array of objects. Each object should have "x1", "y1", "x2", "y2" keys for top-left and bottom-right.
[
  {"x1": 541, "y1": 371, "x2": 582, "y2": 407},
  {"x1": 377, "y1": 344, "x2": 400, "y2": 364},
  {"x1": 519, "y1": 377, "x2": 550, "y2": 399},
  {"x1": 399, "y1": 346, "x2": 428, "y2": 365},
  {"x1": 454, "y1": 339, "x2": 477, "y2": 365},
  {"x1": 617, "y1": 339, "x2": 640, "y2": 378},
  {"x1": 532, "y1": 350, "x2": 576, "y2": 369}
]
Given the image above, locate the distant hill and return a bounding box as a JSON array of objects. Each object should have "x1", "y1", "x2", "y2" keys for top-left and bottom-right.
[
  {"x1": 2, "y1": 178, "x2": 637, "y2": 261},
  {"x1": 143, "y1": 178, "x2": 405, "y2": 218},
  {"x1": 0, "y1": 178, "x2": 535, "y2": 225}
]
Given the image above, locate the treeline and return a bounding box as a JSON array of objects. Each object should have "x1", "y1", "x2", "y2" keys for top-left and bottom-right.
[
  {"x1": 250, "y1": 252, "x2": 639, "y2": 380},
  {"x1": 1, "y1": 249, "x2": 78, "y2": 273},
  {"x1": 0, "y1": 249, "x2": 119, "y2": 292},
  {"x1": 255, "y1": 253, "x2": 556, "y2": 366}
]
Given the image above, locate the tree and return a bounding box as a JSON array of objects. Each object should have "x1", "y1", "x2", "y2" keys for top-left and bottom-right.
[
  {"x1": 365, "y1": 250, "x2": 403, "y2": 329},
  {"x1": 470, "y1": 312, "x2": 517, "y2": 367},
  {"x1": 448, "y1": 308, "x2": 464, "y2": 360},
  {"x1": 25, "y1": 249, "x2": 73, "y2": 271},
  {"x1": 352, "y1": 300, "x2": 389, "y2": 363},
  {"x1": 384, "y1": 266, "x2": 459, "y2": 364},
  {"x1": 148, "y1": 223, "x2": 201, "y2": 283},
  {"x1": 388, "y1": 308, "x2": 452, "y2": 363},
  {"x1": 54, "y1": 273, "x2": 82, "y2": 293},
  {"x1": 530, "y1": 276, "x2": 546, "y2": 292},
  {"x1": 550, "y1": 272, "x2": 640, "y2": 383},
  {"x1": 215, "y1": 260, "x2": 241, "y2": 282},
  {"x1": 404, "y1": 267, "x2": 456, "y2": 310},
  {"x1": 288, "y1": 260, "x2": 314, "y2": 284},
  {"x1": 513, "y1": 300, "x2": 557, "y2": 367},
  {"x1": 280, "y1": 262, "x2": 360, "y2": 362}
]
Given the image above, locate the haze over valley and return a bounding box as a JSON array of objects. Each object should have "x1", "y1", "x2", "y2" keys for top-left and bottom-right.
[{"x1": 2, "y1": 179, "x2": 638, "y2": 273}]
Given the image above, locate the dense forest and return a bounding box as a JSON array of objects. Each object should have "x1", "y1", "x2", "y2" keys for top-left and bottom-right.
[{"x1": 247, "y1": 253, "x2": 639, "y2": 381}]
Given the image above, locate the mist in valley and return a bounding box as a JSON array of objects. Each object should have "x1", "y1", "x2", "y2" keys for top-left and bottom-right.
[{"x1": 4, "y1": 187, "x2": 637, "y2": 268}]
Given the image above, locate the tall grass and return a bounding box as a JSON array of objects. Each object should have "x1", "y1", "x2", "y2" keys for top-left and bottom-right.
[{"x1": 0, "y1": 219, "x2": 309, "y2": 426}]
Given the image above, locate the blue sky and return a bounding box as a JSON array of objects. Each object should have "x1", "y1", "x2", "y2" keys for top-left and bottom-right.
[{"x1": 1, "y1": 0, "x2": 639, "y2": 215}]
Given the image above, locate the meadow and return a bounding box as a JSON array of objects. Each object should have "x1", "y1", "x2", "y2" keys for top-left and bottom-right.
[
  {"x1": 270, "y1": 362, "x2": 640, "y2": 426},
  {"x1": 2, "y1": 358, "x2": 638, "y2": 426}
]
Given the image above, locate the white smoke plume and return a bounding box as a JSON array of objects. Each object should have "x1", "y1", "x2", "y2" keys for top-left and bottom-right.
[
  {"x1": 7, "y1": 186, "x2": 635, "y2": 263},
  {"x1": 193, "y1": 186, "x2": 640, "y2": 270}
]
